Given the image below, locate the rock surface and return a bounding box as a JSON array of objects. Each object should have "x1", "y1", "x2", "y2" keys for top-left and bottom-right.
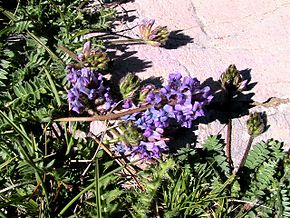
[{"x1": 107, "y1": 0, "x2": 290, "y2": 166}]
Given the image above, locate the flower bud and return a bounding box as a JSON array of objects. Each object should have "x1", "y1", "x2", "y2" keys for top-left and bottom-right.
[
  {"x1": 148, "y1": 26, "x2": 170, "y2": 46},
  {"x1": 88, "y1": 51, "x2": 110, "y2": 71},
  {"x1": 139, "y1": 18, "x2": 170, "y2": 47},
  {"x1": 119, "y1": 73, "x2": 141, "y2": 99},
  {"x1": 78, "y1": 41, "x2": 110, "y2": 71},
  {"x1": 119, "y1": 121, "x2": 143, "y2": 145},
  {"x1": 220, "y1": 64, "x2": 247, "y2": 92},
  {"x1": 138, "y1": 84, "x2": 156, "y2": 103},
  {"x1": 246, "y1": 112, "x2": 267, "y2": 137}
]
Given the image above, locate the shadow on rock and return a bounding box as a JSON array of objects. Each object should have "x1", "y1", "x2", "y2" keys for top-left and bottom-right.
[
  {"x1": 111, "y1": 0, "x2": 135, "y2": 4},
  {"x1": 164, "y1": 30, "x2": 194, "y2": 49},
  {"x1": 112, "y1": 50, "x2": 152, "y2": 73},
  {"x1": 167, "y1": 127, "x2": 198, "y2": 153},
  {"x1": 109, "y1": 50, "x2": 152, "y2": 93},
  {"x1": 240, "y1": 68, "x2": 257, "y2": 91},
  {"x1": 115, "y1": 9, "x2": 137, "y2": 23},
  {"x1": 200, "y1": 68, "x2": 257, "y2": 124},
  {"x1": 141, "y1": 76, "x2": 164, "y2": 88}
]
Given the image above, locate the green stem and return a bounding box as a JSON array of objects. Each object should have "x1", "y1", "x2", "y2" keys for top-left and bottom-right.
[
  {"x1": 236, "y1": 135, "x2": 254, "y2": 174},
  {"x1": 44, "y1": 66, "x2": 62, "y2": 107},
  {"x1": 95, "y1": 158, "x2": 102, "y2": 218},
  {"x1": 107, "y1": 38, "x2": 145, "y2": 45},
  {"x1": 58, "y1": 182, "x2": 95, "y2": 217}
]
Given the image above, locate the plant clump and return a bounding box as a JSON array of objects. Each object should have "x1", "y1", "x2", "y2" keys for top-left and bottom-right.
[{"x1": 0, "y1": 1, "x2": 289, "y2": 217}]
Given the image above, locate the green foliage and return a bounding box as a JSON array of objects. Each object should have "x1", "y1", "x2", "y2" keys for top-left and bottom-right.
[
  {"x1": 0, "y1": 0, "x2": 118, "y2": 216},
  {"x1": 203, "y1": 135, "x2": 231, "y2": 177},
  {"x1": 245, "y1": 140, "x2": 271, "y2": 170},
  {"x1": 121, "y1": 137, "x2": 234, "y2": 217},
  {"x1": 127, "y1": 159, "x2": 175, "y2": 217},
  {"x1": 120, "y1": 137, "x2": 290, "y2": 218},
  {"x1": 239, "y1": 139, "x2": 289, "y2": 217}
]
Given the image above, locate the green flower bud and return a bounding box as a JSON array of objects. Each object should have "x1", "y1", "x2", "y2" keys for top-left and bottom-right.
[
  {"x1": 139, "y1": 18, "x2": 170, "y2": 47},
  {"x1": 119, "y1": 73, "x2": 141, "y2": 99},
  {"x1": 78, "y1": 41, "x2": 110, "y2": 71},
  {"x1": 247, "y1": 112, "x2": 267, "y2": 137},
  {"x1": 148, "y1": 26, "x2": 170, "y2": 46},
  {"x1": 138, "y1": 84, "x2": 156, "y2": 102},
  {"x1": 89, "y1": 51, "x2": 110, "y2": 71},
  {"x1": 119, "y1": 121, "x2": 143, "y2": 145},
  {"x1": 220, "y1": 64, "x2": 247, "y2": 93}
]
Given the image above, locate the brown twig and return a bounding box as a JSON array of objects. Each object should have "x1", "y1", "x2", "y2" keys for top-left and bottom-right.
[
  {"x1": 28, "y1": 181, "x2": 41, "y2": 201},
  {"x1": 55, "y1": 104, "x2": 151, "y2": 122},
  {"x1": 225, "y1": 91, "x2": 234, "y2": 171}
]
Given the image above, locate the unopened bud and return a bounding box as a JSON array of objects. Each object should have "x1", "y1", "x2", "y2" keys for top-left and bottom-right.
[
  {"x1": 77, "y1": 41, "x2": 110, "y2": 71},
  {"x1": 220, "y1": 64, "x2": 247, "y2": 92},
  {"x1": 139, "y1": 84, "x2": 156, "y2": 102},
  {"x1": 148, "y1": 26, "x2": 170, "y2": 46},
  {"x1": 119, "y1": 121, "x2": 143, "y2": 145},
  {"x1": 139, "y1": 18, "x2": 170, "y2": 47},
  {"x1": 247, "y1": 112, "x2": 267, "y2": 137},
  {"x1": 119, "y1": 73, "x2": 141, "y2": 99}
]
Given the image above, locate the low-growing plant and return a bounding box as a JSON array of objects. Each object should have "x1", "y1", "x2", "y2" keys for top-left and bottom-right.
[{"x1": 0, "y1": 1, "x2": 289, "y2": 218}]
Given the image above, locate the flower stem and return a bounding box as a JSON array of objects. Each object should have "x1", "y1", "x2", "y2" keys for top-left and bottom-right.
[
  {"x1": 55, "y1": 104, "x2": 152, "y2": 122},
  {"x1": 225, "y1": 91, "x2": 234, "y2": 171},
  {"x1": 107, "y1": 38, "x2": 145, "y2": 45},
  {"x1": 236, "y1": 135, "x2": 254, "y2": 174},
  {"x1": 226, "y1": 118, "x2": 233, "y2": 169}
]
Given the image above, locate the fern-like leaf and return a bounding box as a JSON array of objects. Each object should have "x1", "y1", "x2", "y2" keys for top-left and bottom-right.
[
  {"x1": 245, "y1": 141, "x2": 271, "y2": 170},
  {"x1": 203, "y1": 135, "x2": 230, "y2": 177},
  {"x1": 10, "y1": 79, "x2": 48, "y2": 107}
]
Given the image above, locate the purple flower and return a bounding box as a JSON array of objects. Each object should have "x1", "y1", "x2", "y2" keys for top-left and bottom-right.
[
  {"x1": 66, "y1": 66, "x2": 115, "y2": 114},
  {"x1": 123, "y1": 99, "x2": 133, "y2": 109},
  {"x1": 132, "y1": 140, "x2": 167, "y2": 160},
  {"x1": 146, "y1": 72, "x2": 213, "y2": 128},
  {"x1": 121, "y1": 72, "x2": 213, "y2": 161},
  {"x1": 169, "y1": 72, "x2": 182, "y2": 83},
  {"x1": 116, "y1": 144, "x2": 126, "y2": 154}
]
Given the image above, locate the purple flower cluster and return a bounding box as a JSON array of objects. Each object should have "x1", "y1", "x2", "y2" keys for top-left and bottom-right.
[
  {"x1": 66, "y1": 66, "x2": 114, "y2": 114},
  {"x1": 147, "y1": 72, "x2": 213, "y2": 128},
  {"x1": 132, "y1": 140, "x2": 167, "y2": 160},
  {"x1": 122, "y1": 72, "x2": 213, "y2": 160}
]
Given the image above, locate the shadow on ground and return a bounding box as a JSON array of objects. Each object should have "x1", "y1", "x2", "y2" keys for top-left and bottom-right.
[
  {"x1": 167, "y1": 127, "x2": 198, "y2": 152},
  {"x1": 200, "y1": 68, "x2": 257, "y2": 124},
  {"x1": 164, "y1": 30, "x2": 194, "y2": 49},
  {"x1": 107, "y1": 46, "x2": 152, "y2": 96},
  {"x1": 166, "y1": 68, "x2": 258, "y2": 152},
  {"x1": 141, "y1": 76, "x2": 164, "y2": 88}
]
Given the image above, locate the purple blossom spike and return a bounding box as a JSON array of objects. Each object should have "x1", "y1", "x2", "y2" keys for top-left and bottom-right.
[
  {"x1": 121, "y1": 72, "x2": 213, "y2": 161},
  {"x1": 145, "y1": 72, "x2": 213, "y2": 128},
  {"x1": 66, "y1": 66, "x2": 115, "y2": 114}
]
